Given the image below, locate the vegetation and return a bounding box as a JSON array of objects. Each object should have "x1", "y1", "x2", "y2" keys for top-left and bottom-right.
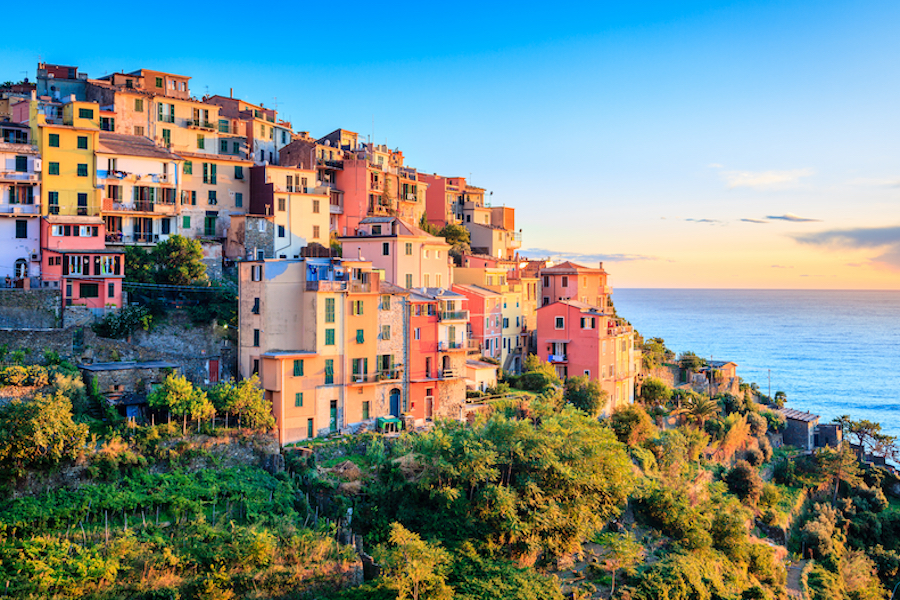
[{"x1": 147, "y1": 372, "x2": 214, "y2": 434}]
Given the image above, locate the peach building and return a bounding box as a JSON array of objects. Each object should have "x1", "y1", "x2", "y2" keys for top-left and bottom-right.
[
  {"x1": 338, "y1": 216, "x2": 452, "y2": 289},
  {"x1": 540, "y1": 261, "x2": 612, "y2": 309}
]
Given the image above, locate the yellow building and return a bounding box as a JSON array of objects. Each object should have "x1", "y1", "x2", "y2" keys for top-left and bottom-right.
[
  {"x1": 239, "y1": 257, "x2": 382, "y2": 444},
  {"x1": 178, "y1": 152, "x2": 252, "y2": 239},
  {"x1": 30, "y1": 98, "x2": 101, "y2": 216}
]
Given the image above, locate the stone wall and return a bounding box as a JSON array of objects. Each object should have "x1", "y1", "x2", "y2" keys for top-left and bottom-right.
[
  {"x1": 0, "y1": 309, "x2": 236, "y2": 386},
  {"x1": 436, "y1": 378, "x2": 466, "y2": 421},
  {"x1": 0, "y1": 288, "x2": 61, "y2": 329}
]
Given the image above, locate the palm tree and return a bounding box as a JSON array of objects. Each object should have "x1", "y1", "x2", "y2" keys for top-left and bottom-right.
[{"x1": 674, "y1": 394, "x2": 719, "y2": 429}]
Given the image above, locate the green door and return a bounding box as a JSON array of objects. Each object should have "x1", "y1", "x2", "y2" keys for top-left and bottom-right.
[{"x1": 329, "y1": 400, "x2": 338, "y2": 432}]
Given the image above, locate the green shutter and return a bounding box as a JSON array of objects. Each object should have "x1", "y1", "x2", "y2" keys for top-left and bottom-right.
[
  {"x1": 293, "y1": 359, "x2": 304, "y2": 377},
  {"x1": 325, "y1": 328, "x2": 334, "y2": 345},
  {"x1": 356, "y1": 329, "x2": 364, "y2": 344},
  {"x1": 182, "y1": 216, "x2": 191, "y2": 229},
  {"x1": 210, "y1": 163, "x2": 217, "y2": 184}
]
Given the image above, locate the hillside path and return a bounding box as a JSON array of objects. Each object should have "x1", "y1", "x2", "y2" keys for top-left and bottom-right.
[{"x1": 786, "y1": 559, "x2": 808, "y2": 599}]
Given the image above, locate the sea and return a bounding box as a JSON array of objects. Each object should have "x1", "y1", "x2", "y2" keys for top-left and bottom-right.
[{"x1": 613, "y1": 289, "x2": 900, "y2": 438}]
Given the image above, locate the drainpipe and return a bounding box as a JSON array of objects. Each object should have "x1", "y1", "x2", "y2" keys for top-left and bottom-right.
[{"x1": 403, "y1": 295, "x2": 410, "y2": 414}]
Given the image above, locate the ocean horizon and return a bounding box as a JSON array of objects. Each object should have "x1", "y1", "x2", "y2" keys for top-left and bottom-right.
[{"x1": 613, "y1": 288, "x2": 900, "y2": 438}]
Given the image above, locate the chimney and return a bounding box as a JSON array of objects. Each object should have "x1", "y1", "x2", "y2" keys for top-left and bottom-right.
[
  {"x1": 599, "y1": 262, "x2": 604, "y2": 270},
  {"x1": 357, "y1": 248, "x2": 362, "y2": 260},
  {"x1": 230, "y1": 88, "x2": 233, "y2": 98}
]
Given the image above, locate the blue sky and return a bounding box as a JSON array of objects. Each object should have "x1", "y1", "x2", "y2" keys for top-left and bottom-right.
[{"x1": 4, "y1": 1, "x2": 899, "y2": 288}]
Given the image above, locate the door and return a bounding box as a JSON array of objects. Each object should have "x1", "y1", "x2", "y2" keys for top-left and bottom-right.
[
  {"x1": 389, "y1": 388, "x2": 401, "y2": 417},
  {"x1": 208, "y1": 359, "x2": 219, "y2": 383},
  {"x1": 329, "y1": 400, "x2": 338, "y2": 432}
]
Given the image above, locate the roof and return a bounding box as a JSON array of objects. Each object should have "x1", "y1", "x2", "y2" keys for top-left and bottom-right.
[
  {"x1": 379, "y1": 281, "x2": 409, "y2": 295},
  {"x1": 44, "y1": 215, "x2": 104, "y2": 225},
  {"x1": 452, "y1": 283, "x2": 502, "y2": 297},
  {"x1": 78, "y1": 360, "x2": 179, "y2": 371},
  {"x1": 779, "y1": 408, "x2": 819, "y2": 423},
  {"x1": 97, "y1": 132, "x2": 180, "y2": 160},
  {"x1": 708, "y1": 360, "x2": 737, "y2": 368},
  {"x1": 539, "y1": 299, "x2": 606, "y2": 313},
  {"x1": 0, "y1": 142, "x2": 38, "y2": 154},
  {"x1": 177, "y1": 150, "x2": 252, "y2": 163},
  {"x1": 541, "y1": 260, "x2": 607, "y2": 274},
  {"x1": 467, "y1": 359, "x2": 498, "y2": 370},
  {"x1": 260, "y1": 350, "x2": 318, "y2": 358}
]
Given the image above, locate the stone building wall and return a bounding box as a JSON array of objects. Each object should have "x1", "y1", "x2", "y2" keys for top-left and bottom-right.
[{"x1": 0, "y1": 288, "x2": 61, "y2": 329}]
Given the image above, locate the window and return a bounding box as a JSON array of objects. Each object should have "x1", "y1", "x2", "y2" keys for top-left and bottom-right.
[
  {"x1": 251, "y1": 264, "x2": 263, "y2": 281},
  {"x1": 381, "y1": 325, "x2": 390, "y2": 340},
  {"x1": 48, "y1": 191, "x2": 59, "y2": 212},
  {"x1": 295, "y1": 393, "x2": 303, "y2": 407},
  {"x1": 78, "y1": 108, "x2": 93, "y2": 119},
  {"x1": 414, "y1": 328, "x2": 421, "y2": 340},
  {"x1": 182, "y1": 216, "x2": 191, "y2": 229},
  {"x1": 356, "y1": 329, "x2": 365, "y2": 344},
  {"x1": 352, "y1": 300, "x2": 364, "y2": 315},
  {"x1": 277, "y1": 197, "x2": 285, "y2": 211},
  {"x1": 380, "y1": 295, "x2": 390, "y2": 310},
  {"x1": 277, "y1": 225, "x2": 285, "y2": 238},
  {"x1": 543, "y1": 275, "x2": 549, "y2": 287},
  {"x1": 405, "y1": 274, "x2": 413, "y2": 288},
  {"x1": 80, "y1": 283, "x2": 99, "y2": 298},
  {"x1": 235, "y1": 192, "x2": 243, "y2": 208},
  {"x1": 162, "y1": 129, "x2": 171, "y2": 146},
  {"x1": 584, "y1": 370, "x2": 591, "y2": 378},
  {"x1": 77, "y1": 164, "x2": 88, "y2": 177},
  {"x1": 161, "y1": 219, "x2": 171, "y2": 235},
  {"x1": 253, "y1": 329, "x2": 260, "y2": 346},
  {"x1": 48, "y1": 133, "x2": 59, "y2": 147},
  {"x1": 184, "y1": 161, "x2": 192, "y2": 175},
  {"x1": 562, "y1": 276, "x2": 568, "y2": 287},
  {"x1": 197, "y1": 134, "x2": 205, "y2": 149},
  {"x1": 423, "y1": 274, "x2": 430, "y2": 287},
  {"x1": 555, "y1": 316, "x2": 564, "y2": 329},
  {"x1": 134, "y1": 98, "x2": 143, "y2": 112},
  {"x1": 382, "y1": 242, "x2": 390, "y2": 256},
  {"x1": 233, "y1": 141, "x2": 240, "y2": 154},
  {"x1": 15, "y1": 220, "x2": 27, "y2": 239},
  {"x1": 155, "y1": 77, "x2": 163, "y2": 88},
  {"x1": 108, "y1": 282, "x2": 115, "y2": 298},
  {"x1": 234, "y1": 166, "x2": 244, "y2": 179},
  {"x1": 325, "y1": 328, "x2": 335, "y2": 345},
  {"x1": 503, "y1": 317, "x2": 509, "y2": 328},
  {"x1": 15, "y1": 155, "x2": 27, "y2": 172},
  {"x1": 307, "y1": 418, "x2": 314, "y2": 438},
  {"x1": 362, "y1": 401, "x2": 370, "y2": 420},
  {"x1": 580, "y1": 317, "x2": 595, "y2": 329},
  {"x1": 49, "y1": 162, "x2": 59, "y2": 175},
  {"x1": 312, "y1": 225, "x2": 320, "y2": 239},
  {"x1": 436, "y1": 274, "x2": 442, "y2": 288},
  {"x1": 424, "y1": 249, "x2": 429, "y2": 259},
  {"x1": 208, "y1": 190, "x2": 217, "y2": 205},
  {"x1": 312, "y1": 200, "x2": 320, "y2": 213},
  {"x1": 325, "y1": 359, "x2": 334, "y2": 385},
  {"x1": 220, "y1": 139, "x2": 228, "y2": 153},
  {"x1": 293, "y1": 359, "x2": 304, "y2": 376},
  {"x1": 325, "y1": 298, "x2": 335, "y2": 323},
  {"x1": 405, "y1": 242, "x2": 413, "y2": 256},
  {"x1": 202, "y1": 163, "x2": 217, "y2": 184},
  {"x1": 77, "y1": 136, "x2": 88, "y2": 149},
  {"x1": 543, "y1": 296, "x2": 550, "y2": 306},
  {"x1": 134, "y1": 125, "x2": 144, "y2": 136},
  {"x1": 352, "y1": 358, "x2": 368, "y2": 379}
]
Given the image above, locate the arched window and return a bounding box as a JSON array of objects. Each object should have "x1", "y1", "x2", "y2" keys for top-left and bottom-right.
[{"x1": 14, "y1": 259, "x2": 28, "y2": 279}]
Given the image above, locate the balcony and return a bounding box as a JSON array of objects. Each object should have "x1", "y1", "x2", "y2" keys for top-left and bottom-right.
[
  {"x1": 548, "y1": 354, "x2": 567, "y2": 363},
  {"x1": 106, "y1": 232, "x2": 160, "y2": 245},
  {"x1": 305, "y1": 280, "x2": 372, "y2": 293},
  {"x1": 439, "y1": 310, "x2": 469, "y2": 322},
  {"x1": 438, "y1": 338, "x2": 479, "y2": 352},
  {"x1": 349, "y1": 373, "x2": 376, "y2": 384},
  {"x1": 376, "y1": 369, "x2": 402, "y2": 381},
  {"x1": 0, "y1": 203, "x2": 40, "y2": 215},
  {"x1": 329, "y1": 203, "x2": 342, "y2": 214},
  {"x1": 102, "y1": 199, "x2": 176, "y2": 215},
  {"x1": 440, "y1": 369, "x2": 459, "y2": 379},
  {"x1": 188, "y1": 119, "x2": 215, "y2": 130},
  {"x1": 0, "y1": 171, "x2": 39, "y2": 183}
]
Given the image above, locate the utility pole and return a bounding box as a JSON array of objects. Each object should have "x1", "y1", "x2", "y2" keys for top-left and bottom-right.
[{"x1": 768, "y1": 369, "x2": 771, "y2": 403}]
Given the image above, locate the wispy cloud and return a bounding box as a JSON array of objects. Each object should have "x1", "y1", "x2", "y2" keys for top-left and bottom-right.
[
  {"x1": 846, "y1": 177, "x2": 900, "y2": 188},
  {"x1": 770, "y1": 265, "x2": 793, "y2": 269},
  {"x1": 685, "y1": 218, "x2": 721, "y2": 224},
  {"x1": 719, "y1": 168, "x2": 814, "y2": 189},
  {"x1": 766, "y1": 213, "x2": 821, "y2": 222},
  {"x1": 519, "y1": 248, "x2": 668, "y2": 263},
  {"x1": 741, "y1": 218, "x2": 768, "y2": 224},
  {"x1": 793, "y1": 226, "x2": 900, "y2": 270}
]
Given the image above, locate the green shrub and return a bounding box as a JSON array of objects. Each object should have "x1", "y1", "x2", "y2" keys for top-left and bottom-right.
[
  {"x1": 1, "y1": 365, "x2": 28, "y2": 386},
  {"x1": 92, "y1": 305, "x2": 152, "y2": 339},
  {"x1": 25, "y1": 365, "x2": 49, "y2": 387},
  {"x1": 745, "y1": 447, "x2": 764, "y2": 467},
  {"x1": 725, "y1": 460, "x2": 764, "y2": 506}
]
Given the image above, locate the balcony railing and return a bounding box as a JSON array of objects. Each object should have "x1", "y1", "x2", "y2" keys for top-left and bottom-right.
[
  {"x1": 349, "y1": 373, "x2": 375, "y2": 384},
  {"x1": 0, "y1": 203, "x2": 40, "y2": 215},
  {"x1": 440, "y1": 369, "x2": 459, "y2": 379},
  {"x1": 0, "y1": 171, "x2": 39, "y2": 182},
  {"x1": 548, "y1": 354, "x2": 567, "y2": 363},
  {"x1": 376, "y1": 369, "x2": 402, "y2": 381},
  {"x1": 439, "y1": 310, "x2": 469, "y2": 322},
  {"x1": 106, "y1": 232, "x2": 160, "y2": 244},
  {"x1": 329, "y1": 203, "x2": 342, "y2": 214},
  {"x1": 438, "y1": 339, "x2": 479, "y2": 352},
  {"x1": 189, "y1": 119, "x2": 215, "y2": 130}
]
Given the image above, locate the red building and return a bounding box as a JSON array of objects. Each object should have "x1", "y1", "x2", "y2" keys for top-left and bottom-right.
[
  {"x1": 452, "y1": 283, "x2": 502, "y2": 361},
  {"x1": 406, "y1": 288, "x2": 469, "y2": 423},
  {"x1": 540, "y1": 261, "x2": 612, "y2": 310},
  {"x1": 41, "y1": 216, "x2": 124, "y2": 308}
]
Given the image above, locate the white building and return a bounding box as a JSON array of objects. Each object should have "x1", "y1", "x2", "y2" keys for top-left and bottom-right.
[{"x1": 0, "y1": 126, "x2": 41, "y2": 281}]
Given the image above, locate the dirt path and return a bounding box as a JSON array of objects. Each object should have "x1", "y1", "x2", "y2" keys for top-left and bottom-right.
[{"x1": 785, "y1": 559, "x2": 808, "y2": 599}]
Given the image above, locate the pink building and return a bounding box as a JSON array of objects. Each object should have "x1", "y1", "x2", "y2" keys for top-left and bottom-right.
[
  {"x1": 452, "y1": 283, "x2": 502, "y2": 360},
  {"x1": 540, "y1": 261, "x2": 612, "y2": 310},
  {"x1": 339, "y1": 216, "x2": 452, "y2": 289},
  {"x1": 41, "y1": 216, "x2": 124, "y2": 308}
]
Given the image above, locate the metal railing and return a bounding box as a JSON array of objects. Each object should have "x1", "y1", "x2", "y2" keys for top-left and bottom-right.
[
  {"x1": 548, "y1": 354, "x2": 567, "y2": 362},
  {"x1": 439, "y1": 310, "x2": 469, "y2": 321},
  {"x1": 106, "y1": 232, "x2": 160, "y2": 244},
  {"x1": 0, "y1": 203, "x2": 40, "y2": 215},
  {"x1": 0, "y1": 171, "x2": 39, "y2": 182},
  {"x1": 189, "y1": 119, "x2": 214, "y2": 129}
]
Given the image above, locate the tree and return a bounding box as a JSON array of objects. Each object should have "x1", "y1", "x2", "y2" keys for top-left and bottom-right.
[
  {"x1": 148, "y1": 373, "x2": 213, "y2": 434},
  {"x1": 437, "y1": 224, "x2": 471, "y2": 265},
  {"x1": 373, "y1": 523, "x2": 453, "y2": 600},
  {"x1": 0, "y1": 392, "x2": 89, "y2": 478},
  {"x1": 152, "y1": 235, "x2": 207, "y2": 285},
  {"x1": 564, "y1": 376, "x2": 607, "y2": 417},
  {"x1": 208, "y1": 375, "x2": 274, "y2": 430},
  {"x1": 594, "y1": 532, "x2": 643, "y2": 597},
  {"x1": 818, "y1": 442, "x2": 862, "y2": 503},
  {"x1": 724, "y1": 460, "x2": 764, "y2": 505},
  {"x1": 123, "y1": 246, "x2": 155, "y2": 283},
  {"x1": 673, "y1": 394, "x2": 719, "y2": 429},
  {"x1": 641, "y1": 337, "x2": 674, "y2": 371},
  {"x1": 609, "y1": 404, "x2": 656, "y2": 446},
  {"x1": 678, "y1": 351, "x2": 704, "y2": 373},
  {"x1": 639, "y1": 377, "x2": 671, "y2": 406},
  {"x1": 518, "y1": 354, "x2": 561, "y2": 391},
  {"x1": 773, "y1": 390, "x2": 787, "y2": 408},
  {"x1": 418, "y1": 213, "x2": 439, "y2": 235}
]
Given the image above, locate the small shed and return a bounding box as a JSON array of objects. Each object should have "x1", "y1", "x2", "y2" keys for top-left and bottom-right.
[
  {"x1": 78, "y1": 360, "x2": 181, "y2": 419},
  {"x1": 779, "y1": 408, "x2": 819, "y2": 450},
  {"x1": 466, "y1": 359, "x2": 499, "y2": 392}
]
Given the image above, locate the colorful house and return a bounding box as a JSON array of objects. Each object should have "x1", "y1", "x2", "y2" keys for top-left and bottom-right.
[
  {"x1": 0, "y1": 123, "x2": 41, "y2": 281},
  {"x1": 452, "y1": 283, "x2": 502, "y2": 360}
]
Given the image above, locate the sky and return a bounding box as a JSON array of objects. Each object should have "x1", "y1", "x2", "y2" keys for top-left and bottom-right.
[{"x1": 3, "y1": 1, "x2": 899, "y2": 289}]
